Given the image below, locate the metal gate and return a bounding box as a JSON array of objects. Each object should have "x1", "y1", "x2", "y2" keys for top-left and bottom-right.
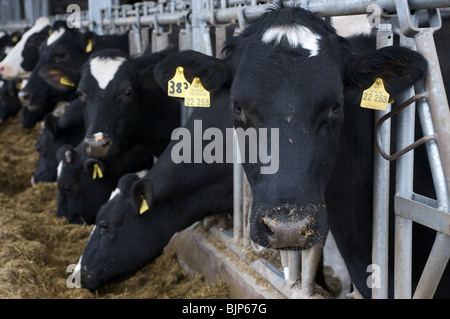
[{"x1": 1, "y1": 0, "x2": 449, "y2": 299}]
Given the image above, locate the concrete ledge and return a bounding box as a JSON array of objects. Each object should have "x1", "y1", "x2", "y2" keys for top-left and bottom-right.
[{"x1": 167, "y1": 221, "x2": 286, "y2": 299}]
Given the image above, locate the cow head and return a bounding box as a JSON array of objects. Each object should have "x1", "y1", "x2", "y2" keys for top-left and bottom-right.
[
  {"x1": 56, "y1": 144, "x2": 111, "y2": 224},
  {"x1": 40, "y1": 49, "x2": 166, "y2": 159},
  {"x1": 0, "y1": 79, "x2": 22, "y2": 122},
  {"x1": 154, "y1": 2, "x2": 427, "y2": 250},
  {"x1": 19, "y1": 21, "x2": 90, "y2": 110},
  {"x1": 78, "y1": 173, "x2": 157, "y2": 291},
  {"x1": 0, "y1": 17, "x2": 51, "y2": 80}
]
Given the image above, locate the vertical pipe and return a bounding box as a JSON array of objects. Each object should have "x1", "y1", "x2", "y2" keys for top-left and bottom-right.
[
  {"x1": 372, "y1": 23, "x2": 393, "y2": 299},
  {"x1": 414, "y1": 30, "x2": 450, "y2": 205},
  {"x1": 394, "y1": 35, "x2": 416, "y2": 299}
]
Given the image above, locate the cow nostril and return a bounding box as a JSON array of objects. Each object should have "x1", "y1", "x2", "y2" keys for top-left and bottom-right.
[
  {"x1": 101, "y1": 140, "x2": 110, "y2": 148},
  {"x1": 0, "y1": 65, "x2": 5, "y2": 74}
]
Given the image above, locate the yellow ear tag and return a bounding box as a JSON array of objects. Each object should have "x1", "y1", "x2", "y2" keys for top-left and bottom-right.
[
  {"x1": 12, "y1": 35, "x2": 18, "y2": 43},
  {"x1": 48, "y1": 29, "x2": 52, "y2": 37},
  {"x1": 85, "y1": 39, "x2": 93, "y2": 53},
  {"x1": 360, "y1": 78, "x2": 391, "y2": 111},
  {"x1": 15, "y1": 81, "x2": 23, "y2": 91},
  {"x1": 92, "y1": 164, "x2": 104, "y2": 180},
  {"x1": 184, "y1": 77, "x2": 210, "y2": 108},
  {"x1": 168, "y1": 66, "x2": 190, "y2": 98},
  {"x1": 60, "y1": 76, "x2": 75, "y2": 87},
  {"x1": 140, "y1": 196, "x2": 149, "y2": 215}
]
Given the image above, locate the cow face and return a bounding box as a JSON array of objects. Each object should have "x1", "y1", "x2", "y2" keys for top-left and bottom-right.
[
  {"x1": 19, "y1": 22, "x2": 89, "y2": 110},
  {"x1": 0, "y1": 17, "x2": 51, "y2": 80},
  {"x1": 78, "y1": 174, "x2": 156, "y2": 291},
  {"x1": 0, "y1": 79, "x2": 22, "y2": 122},
  {"x1": 56, "y1": 145, "x2": 112, "y2": 224},
  {"x1": 40, "y1": 49, "x2": 145, "y2": 159},
  {"x1": 154, "y1": 3, "x2": 427, "y2": 250}
]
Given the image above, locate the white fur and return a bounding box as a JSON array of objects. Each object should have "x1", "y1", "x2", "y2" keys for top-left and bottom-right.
[
  {"x1": 262, "y1": 24, "x2": 322, "y2": 57},
  {"x1": 89, "y1": 57, "x2": 126, "y2": 90},
  {"x1": 109, "y1": 188, "x2": 121, "y2": 200},
  {"x1": 0, "y1": 17, "x2": 50, "y2": 79},
  {"x1": 47, "y1": 28, "x2": 65, "y2": 46},
  {"x1": 57, "y1": 160, "x2": 63, "y2": 180}
]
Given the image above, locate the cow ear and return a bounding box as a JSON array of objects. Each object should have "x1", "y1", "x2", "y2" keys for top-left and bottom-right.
[
  {"x1": 154, "y1": 50, "x2": 229, "y2": 92},
  {"x1": 349, "y1": 46, "x2": 427, "y2": 96},
  {"x1": 43, "y1": 113, "x2": 60, "y2": 135},
  {"x1": 131, "y1": 178, "x2": 153, "y2": 215},
  {"x1": 38, "y1": 64, "x2": 80, "y2": 92},
  {"x1": 138, "y1": 65, "x2": 160, "y2": 91}
]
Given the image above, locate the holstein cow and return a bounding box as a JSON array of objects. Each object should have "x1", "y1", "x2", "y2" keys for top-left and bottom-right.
[
  {"x1": 19, "y1": 21, "x2": 129, "y2": 127},
  {"x1": 0, "y1": 31, "x2": 22, "y2": 61},
  {"x1": 76, "y1": 89, "x2": 233, "y2": 291},
  {"x1": 56, "y1": 142, "x2": 153, "y2": 225},
  {"x1": 0, "y1": 79, "x2": 22, "y2": 123},
  {"x1": 42, "y1": 49, "x2": 180, "y2": 160},
  {"x1": 32, "y1": 98, "x2": 85, "y2": 185},
  {"x1": 153, "y1": 2, "x2": 449, "y2": 298},
  {"x1": 0, "y1": 17, "x2": 51, "y2": 80}
]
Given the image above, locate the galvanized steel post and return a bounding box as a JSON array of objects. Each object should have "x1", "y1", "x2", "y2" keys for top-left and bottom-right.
[{"x1": 372, "y1": 22, "x2": 393, "y2": 299}]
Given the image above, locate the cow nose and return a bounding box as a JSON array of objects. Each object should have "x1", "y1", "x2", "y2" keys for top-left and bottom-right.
[
  {"x1": 263, "y1": 214, "x2": 313, "y2": 249},
  {"x1": 0, "y1": 65, "x2": 6, "y2": 75},
  {"x1": 18, "y1": 89, "x2": 33, "y2": 106},
  {"x1": 84, "y1": 136, "x2": 112, "y2": 158}
]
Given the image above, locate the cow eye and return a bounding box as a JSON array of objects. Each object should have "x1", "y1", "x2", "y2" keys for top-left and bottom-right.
[
  {"x1": 77, "y1": 89, "x2": 86, "y2": 102},
  {"x1": 332, "y1": 98, "x2": 344, "y2": 114},
  {"x1": 124, "y1": 88, "x2": 132, "y2": 96},
  {"x1": 98, "y1": 221, "x2": 108, "y2": 234},
  {"x1": 232, "y1": 101, "x2": 242, "y2": 115}
]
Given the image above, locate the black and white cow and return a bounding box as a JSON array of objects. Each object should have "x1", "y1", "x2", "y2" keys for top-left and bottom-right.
[
  {"x1": 153, "y1": 2, "x2": 449, "y2": 298},
  {"x1": 32, "y1": 98, "x2": 85, "y2": 185},
  {"x1": 77, "y1": 89, "x2": 233, "y2": 291},
  {"x1": 0, "y1": 17, "x2": 51, "y2": 80},
  {"x1": 0, "y1": 79, "x2": 22, "y2": 123},
  {"x1": 18, "y1": 21, "x2": 129, "y2": 127},
  {"x1": 56, "y1": 142, "x2": 153, "y2": 225},
  {"x1": 0, "y1": 31, "x2": 22, "y2": 61},
  {"x1": 42, "y1": 49, "x2": 180, "y2": 159}
]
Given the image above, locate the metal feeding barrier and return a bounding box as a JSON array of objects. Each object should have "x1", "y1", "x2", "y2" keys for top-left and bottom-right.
[{"x1": 1, "y1": 0, "x2": 449, "y2": 299}]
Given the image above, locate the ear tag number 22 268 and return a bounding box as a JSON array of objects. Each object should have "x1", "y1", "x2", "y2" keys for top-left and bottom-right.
[
  {"x1": 360, "y1": 78, "x2": 391, "y2": 111},
  {"x1": 168, "y1": 66, "x2": 190, "y2": 98}
]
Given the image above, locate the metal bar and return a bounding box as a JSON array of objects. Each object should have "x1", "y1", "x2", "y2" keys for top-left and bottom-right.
[
  {"x1": 413, "y1": 233, "x2": 450, "y2": 299},
  {"x1": 414, "y1": 30, "x2": 450, "y2": 204},
  {"x1": 394, "y1": 31, "x2": 417, "y2": 300},
  {"x1": 372, "y1": 22, "x2": 393, "y2": 300}
]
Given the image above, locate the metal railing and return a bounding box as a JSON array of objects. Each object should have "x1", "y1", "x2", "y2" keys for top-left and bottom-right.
[{"x1": 1, "y1": 0, "x2": 449, "y2": 299}]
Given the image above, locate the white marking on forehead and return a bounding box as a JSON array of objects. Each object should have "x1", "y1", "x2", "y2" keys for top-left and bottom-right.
[
  {"x1": 262, "y1": 24, "x2": 322, "y2": 57},
  {"x1": 109, "y1": 188, "x2": 121, "y2": 200},
  {"x1": 47, "y1": 28, "x2": 65, "y2": 46},
  {"x1": 89, "y1": 57, "x2": 127, "y2": 90},
  {"x1": 57, "y1": 160, "x2": 63, "y2": 180}
]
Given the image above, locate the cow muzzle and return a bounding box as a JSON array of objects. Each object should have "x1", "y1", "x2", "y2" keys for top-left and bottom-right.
[
  {"x1": 260, "y1": 204, "x2": 327, "y2": 250},
  {"x1": 84, "y1": 134, "x2": 112, "y2": 159}
]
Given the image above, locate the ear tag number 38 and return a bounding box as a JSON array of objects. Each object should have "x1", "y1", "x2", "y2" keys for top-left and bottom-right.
[
  {"x1": 168, "y1": 66, "x2": 190, "y2": 98},
  {"x1": 360, "y1": 78, "x2": 391, "y2": 111},
  {"x1": 185, "y1": 77, "x2": 210, "y2": 108}
]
